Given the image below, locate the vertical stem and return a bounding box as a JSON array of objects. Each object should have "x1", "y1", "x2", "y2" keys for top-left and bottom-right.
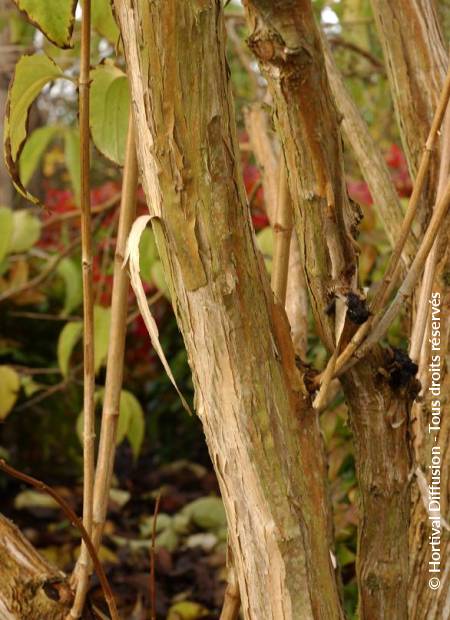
[
  {"x1": 70, "y1": 0, "x2": 94, "y2": 616},
  {"x1": 91, "y1": 113, "x2": 138, "y2": 552},
  {"x1": 410, "y1": 108, "x2": 450, "y2": 363},
  {"x1": 271, "y1": 160, "x2": 293, "y2": 306}
]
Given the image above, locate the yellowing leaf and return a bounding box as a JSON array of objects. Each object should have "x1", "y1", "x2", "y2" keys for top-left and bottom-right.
[
  {"x1": 0, "y1": 207, "x2": 13, "y2": 263},
  {"x1": 57, "y1": 321, "x2": 82, "y2": 377},
  {"x1": 0, "y1": 365, "x2": 20, "y2": 420},
  {"x1": 124, "y1": 216, "x2": 191, "y2": 414},
  {"x1": 10, "y1": 210, "x2": 41, "y2": 252},
  {"x1": 139, "y1": 227, "x2": 158, "y2": 284},
  {"x1": 92, "y1": 0, "x2": 120, "y2": 44},
  {"x1": 167, "y1": 601, "x2": 209, "y2": 620},
  {"x1": 151, "y1": 261, "x2": 171, "y2": 300},
  {"x1": 19, "y1": 125, "x2": 60, "y2": 188},
  {"x1": 4, "y1": 54, "x2": 64, "y2": 203},
  {"x1": 57, "y1": 257, "x2": 82, "y2": 315},
  {"x1": 90, "y1": 64, "x2": 130, "y2": 165},
  {"x1": 12, "y1": 0, "x2": 77, "y2": 48},
  {"x1": 120, "y1": 390, "x2": 145, "y2": 458},
  {"x1": 94, "y1": 305, "x2": 112, "y2": 373}
]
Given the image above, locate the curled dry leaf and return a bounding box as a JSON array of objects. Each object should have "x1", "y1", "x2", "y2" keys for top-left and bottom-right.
[{"x1": 124, "y1": 215, "x2": 192, "y2": 414}]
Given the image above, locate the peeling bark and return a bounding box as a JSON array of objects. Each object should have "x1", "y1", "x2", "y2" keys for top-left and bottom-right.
[
  {"x1": 243, "y1": 2, "x2": 412, "y2": 618},
  {"x1": 114, "y1": 1, "x2": 342, "y2": 618},
  {"x1": 0, "y1": 513, "x2": 70, "y2": 619},
  {"x1": 368, "y1": 2, "x2": 450, "y2": 616},
  {"x1": 369, "y1": 0, "x2": 447, "y2": 233},
  {"x1": 370, "y1": 0, "x2": 447, "y2": 176}
]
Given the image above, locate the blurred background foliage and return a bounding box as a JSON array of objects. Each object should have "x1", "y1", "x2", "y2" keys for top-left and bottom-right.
[{"x1": 0, "y1": 0, "x2": 445, "y2": 617}]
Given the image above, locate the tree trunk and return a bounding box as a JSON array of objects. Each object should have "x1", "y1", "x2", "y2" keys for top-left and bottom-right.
[
  {"x1": 369, "y1": 2, "x2": 450, "y2": 616},
  {"x1": 369, "y1": 0, "x2": 447, "y2": 231},
  {"x1": 0, "y1": 513, "x2": 70, "y2": 619},
  {"x1": 114, "y1": 1, "x2": 342, "y2": 618},
  {"x1": 243, "y1": 2, "x2": 412, "y2": 618}
]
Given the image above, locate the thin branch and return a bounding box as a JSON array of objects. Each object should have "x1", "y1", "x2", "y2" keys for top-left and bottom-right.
[
  {"x1": 149, "y1": 493, "x2": 161, "y2": 620},
  {"x1": 271, "y1": 160, "x2": 292, "y2": 305},
  {"x1": 244, "y1": 104, "x2": 309, "y2": 357},
  {"x1": 90, "y1": 114, "x2": 138, "y2": 554},
  {"x1": 345, "y1": 177, "x2": 450, "y2": 370},
  {"x1": 126, "y1": 290, "x2": 164, "y2": 326},
  {"x1": 0, "y1": 459, "x2": 119, "y2": 620},
  {"x1": 316, "y1": 66, "x2": 450, "y2": 387},
  {"x1": 8, "y1": 311, "x2": 81, "y2": 321},
  {"x1": 71, "y1": 0, "x2": 96, "y2": 616},
  {"x1": 410, "y1": 108, "x2": 450, "y2": 363},
  {"x1": 321, "y1": 31, "x2": 416, "y2": 266},
  {"x1": 42, "y1": 194, "x2": 120, "y2": 229},
  {"x1": 226, "y1": 19, "x2": 261, "y2": 96},
  {"x1": 327, "y1": 35, "x2": 385, "y2": 71},
  {"x1": 0, "y1": 235, "x2": 81, "y2": 303},
  {"x1": 369, "y1": 64, "x2": 450, "y2": 315}
]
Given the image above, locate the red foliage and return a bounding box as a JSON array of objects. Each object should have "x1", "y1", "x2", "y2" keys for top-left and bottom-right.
[{"x1": 347, "y1": 144, "x2": 412, "y2": 208}]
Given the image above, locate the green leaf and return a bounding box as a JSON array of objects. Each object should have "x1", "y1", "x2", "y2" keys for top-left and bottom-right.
[
  {"x1": 9, "y1": 210, "x2": 41, "y2": 252},
  {"x1": 0, "y1": 207, "x2": 13, "y2": 263},
  {"x1": 90, "y1": 64, "x2": 130, "y2": 165},
  {"x1": 0, "y1": 365, "x2": 20, "y2": 420},
  {"x1": 57, "y1": 257, "x2": 82, "y2": 315},
  {"x1": 21, "y1": 375, "x2": 43, "y2": 397},
  {"x1": 12, "y1": 0, "x2": 77, "y2": 48},
  {"x1": 4, "y1": 54, "x2": 64, "y2": 203},
  {"x1": 119, "y1": 390, "x2": 145, "y2": 458},
  {"x1": 181, "y1": 497, "x2": 227, "y2": 531},
  {"x1": 94, "y1": 305, "x2": 112, "y2": 373},
  {"x1": 57, "y1": 321, "x2": 82, "y2": 377},
  {"x1": 151, "y1": 261, "x2": 171, "y2": 299},
  {"x1": 256, "y1": 227, "x2": 274, "y2": 257},
  {"x1": 19, "y1": 125, "x2": 60, "y2": 187},
  {"x1": 139, "y1": 228, "x2": 159, "y2": 283},
  {"x1": 92, "y1": 0, "x2": 120, "y2": 44},
  {"x1": 64, "y1": 127, "x2": 81, "y2": 204}
]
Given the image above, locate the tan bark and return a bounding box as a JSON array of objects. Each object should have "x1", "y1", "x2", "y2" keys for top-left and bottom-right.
[
  {"x1": 244, "y1": 2, "x2": 412, "y2": 618},
  {"x1": 0, "y1": 513, "x2": 70, "y2": 619},
  {"x1": 369, "y1": 0, "x2": 447, "y2": 232},
  {"x1": 368, "y1": 3, "x2": 450, "y2": 616},
  {"x1": 321, "y1": 33, "x2": 417, "y2": 268},
  {"x1": 370, "y1": 0, "x2": 447, "y2": 175},
  {"x1": 114, "y1": 1, "x2": 341, "y2": 618},
  {"x1": 245, "y1": 104, "x2": 308, "y2": 357}
]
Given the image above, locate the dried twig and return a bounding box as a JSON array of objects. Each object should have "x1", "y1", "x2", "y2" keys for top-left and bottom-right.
[
  {"x1": 42, "y1": 194, "x2": 120, "y2": 229},
  {"x1": 355, "y1": 177, "x2": 450, "y2": 362},
  {"x1": 71, "y1": 0, "x2": 96, "y2": 616},
  {"x1": 91, "y1": 114, "x2": 138, "y2": 553},
  {"x1": 410, "y1": 108, "x2": 450, "y2": 363},
  {"x1": 316, "y1": 66, "x2": 450, "y2": 387},
  {"x1": 0, "y1": 459, "x2": 119, "y2": 620},
  {"x1": 271, "y1": 160, "x2": 293, "y2": 305},
  {"x1": 322, "y1": 31, "x2": 415, "y2": 265}
]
